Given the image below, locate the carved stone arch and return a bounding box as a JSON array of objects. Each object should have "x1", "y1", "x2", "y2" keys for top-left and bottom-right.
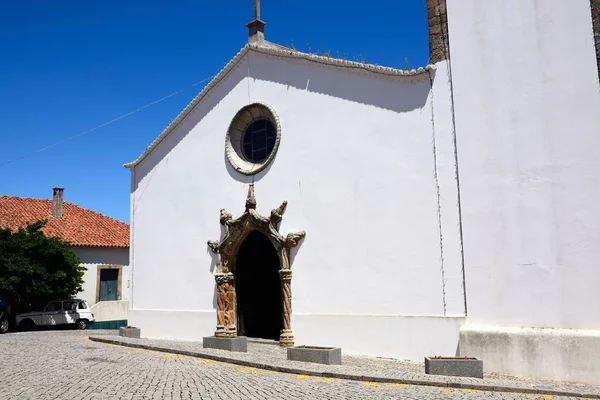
[{"x1": 208, "y1": 184, "x2": 305, "y2": 347}]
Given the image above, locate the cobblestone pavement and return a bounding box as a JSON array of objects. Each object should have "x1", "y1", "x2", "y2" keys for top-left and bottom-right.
[
  {"x1": 0, "y1": 330, "x2": 590, "y2": 400},
  {"x1": 92, "y1": 334, "x2": 600, "y2": 398}
]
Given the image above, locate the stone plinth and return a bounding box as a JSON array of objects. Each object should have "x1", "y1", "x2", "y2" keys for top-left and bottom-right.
[
  {"x1": 203, "y1": 336, "x2": 247, "y2": 352},
  {"x1": 287, "y1": 346, "x2": 342, "y2": 365},
  {"x1": 425, "y1": 357, "x2": 483, "y2": 378},
  {"x1": 119, "y1": 327, "x2": 141, "y2": 339}
]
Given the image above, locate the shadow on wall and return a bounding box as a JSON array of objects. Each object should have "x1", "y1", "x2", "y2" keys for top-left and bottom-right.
[
  {"x1": 224, "y1": 149, "x2": 277, "y2": 184},
  {"x1": 131, "y1": 50, "x2": 435, "y2": 186},
  {"x1": 74, "y1": 247, "x2": 130, "y2": 265},
  {"x1": 225, "y1": 53, "x2": 434, "y2": 183},
  {"x1": 207, "y1": 224, "x2": 227, "y2": 309},
  {"x1": 288, "y1": 236, "x2": 304, "y2": 267},
  {"x1": 248, "y1": 52, "x2": 432, "y2": 114}
]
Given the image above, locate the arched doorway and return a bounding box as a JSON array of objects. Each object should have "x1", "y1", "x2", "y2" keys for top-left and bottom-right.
[
  {"x1": 208, "y1": 184, "x2": 305, "y2": 346},
  {"x1": 235, "y1": 230, "x2": 282, "y2": 340}
]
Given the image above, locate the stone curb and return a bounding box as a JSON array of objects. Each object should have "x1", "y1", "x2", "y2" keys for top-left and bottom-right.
[{"x1": 88, "y1": 336, "x2": 600, "y2": 399}]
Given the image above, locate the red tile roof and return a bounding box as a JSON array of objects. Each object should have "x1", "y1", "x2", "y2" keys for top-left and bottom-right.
[{"x1": 0, "y1": 196, "x2": 129, "y2": 248}]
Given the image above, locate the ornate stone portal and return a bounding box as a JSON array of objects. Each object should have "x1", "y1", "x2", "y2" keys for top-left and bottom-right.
[{"x1": 208, "y1": 184, "x2": 305, "y2": 347}]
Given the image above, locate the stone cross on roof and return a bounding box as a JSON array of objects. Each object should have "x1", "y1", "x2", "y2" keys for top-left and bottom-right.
[
  {"x1": 247, "y1": 0, "x2": 265, "y2": 43},
  {"x1": 254, "y1": 0, "x2": 260, "y2": 20}
]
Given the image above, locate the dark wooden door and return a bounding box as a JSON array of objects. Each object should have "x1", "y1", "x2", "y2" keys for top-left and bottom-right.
[
  {"x1": 235, "y1": 231, "x2": 282, "y2": 340},
  {"x1": 99, "y1": 269, "x2": 119, "y2": 301}
]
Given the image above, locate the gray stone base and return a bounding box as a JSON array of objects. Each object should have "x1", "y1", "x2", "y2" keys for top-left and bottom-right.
[
  {"x1": 425, "y1": 357, "x2": 483, "y2": 378},
  {"x1": 287, "y1": 346, "x2": 342, "y2": 365},
  {"x1": 459, "y1": 325, "x2": 600, "y2": 384},
  {"x1": 118, "y1": 327, "x2": 141, "y2": 339},
  {"x1": 203, "y1": 336, "x2": 247, "y2": 352}
]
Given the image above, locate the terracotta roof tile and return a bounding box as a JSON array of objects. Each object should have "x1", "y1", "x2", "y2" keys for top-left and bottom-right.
[{"x1": 0, "y1": 196, "x2": 129, "y2": 248}]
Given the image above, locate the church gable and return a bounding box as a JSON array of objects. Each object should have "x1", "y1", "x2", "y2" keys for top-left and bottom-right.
[
  {"x1": 128, "y1": 40, "x2": 456, "y2": 314},
  {"x1": 126, "y1": 0, "x2": 462, "y2": 338},
  {"x1": 125, "y1": 42, "x2": 435, "y2": 171}
]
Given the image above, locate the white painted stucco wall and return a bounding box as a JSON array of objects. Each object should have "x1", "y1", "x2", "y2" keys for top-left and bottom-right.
[
  {"x1": 75, "y1": 246, "x2": 130, "y2": 307},
  {"x1": 128, "y1": 49, "x2": 464, "y2": 359},
  {"x1": 447, "y1": 0, "x2": 600, "y2": 383},
  {"x1": 90, "y1": 300, "x2": 128, "y2": 322}
]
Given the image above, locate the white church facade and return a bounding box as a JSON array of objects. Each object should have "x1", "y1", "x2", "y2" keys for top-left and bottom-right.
[{"x1": 126, "y1": 0, "x2": 600, "y2": 384}]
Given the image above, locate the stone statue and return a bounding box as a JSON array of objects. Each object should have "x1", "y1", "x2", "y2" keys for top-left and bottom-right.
[
  {"x1": 207, "y1": 240, "x2": 219, "y2": 253},
  {"x1": 220, "y1": 209, "x2": 232, "y2": 225},
  {"x1": 224, "y1": 282, "x2": 236, "y2": 333},
  {"x1": 285, "y1": 231, "x2": 306, "y2": 248}
]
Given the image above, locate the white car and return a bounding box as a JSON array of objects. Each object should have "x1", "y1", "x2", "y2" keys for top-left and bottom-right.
[{"x1": 16, "y1": 299, "x2": 95, "y2": 331}]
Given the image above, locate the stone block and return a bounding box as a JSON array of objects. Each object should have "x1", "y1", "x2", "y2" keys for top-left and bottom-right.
[
  {"x1": 287, "y1": 346, "x2": 342, "y2": 365},
  {"x1": 425, "y1": 357, "x2": 483, "y2": 378},
  {"x1": 118, "y1": 327, "x2": 141, "y2": 339},
  {"x1": 202, "y1": 336, "x2": 247, "y2": 352}
]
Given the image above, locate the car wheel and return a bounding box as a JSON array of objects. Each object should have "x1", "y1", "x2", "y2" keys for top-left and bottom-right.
[
  {"x1": 0, "y1": 317, "x2": 9, "y2": 334},
  {"x1": 19, "y1": 319, "x2": 35, "y2": 331},
  {"x1": 75, "y1": 319, "x2": 87, "y2": 330}
]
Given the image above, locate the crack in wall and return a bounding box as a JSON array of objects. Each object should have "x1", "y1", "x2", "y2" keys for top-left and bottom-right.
[
  {"x1": 427, "y1": 0, "x2": 467, "y2": 315},
  {"x1": 247, "y1": 56, "x2": 252, "y2": 104},
  {"x1": 447, "y1": 57, "x2": 468, "y2": 316},
  {"x1": 428, "y1": 71, "x2": 447, "y2": 317},
  {"x1": 428, "y1": 0, "x2": 468, "y2": 316},
  {"x1": 439, "y1": 23, "x2": 468, "y2": 317},
  {"x1": 592, "y1": 0, "x2": 600, "y2": 83}
]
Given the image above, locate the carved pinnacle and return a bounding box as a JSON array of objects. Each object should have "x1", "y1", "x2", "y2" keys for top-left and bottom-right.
[
  {"x1": 245, "y1": 184, "x2": 257, "y2": 210},
  {"x1": 270, "y1": 201, "x2": 288, "y2": 224},
  {"x1": 285, "y1": 231, "x2": 306, "y2": 248},
  {"x1": 220, "y1": 209, "x2": 232, "y2": 225}
]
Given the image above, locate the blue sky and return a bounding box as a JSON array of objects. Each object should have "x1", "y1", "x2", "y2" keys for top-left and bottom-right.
[{"x1": 0, "y1": 0, "x2": 430, "y2": 223}]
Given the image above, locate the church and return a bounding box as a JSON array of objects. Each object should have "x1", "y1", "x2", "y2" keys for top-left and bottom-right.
[{"x1": 125, "y1": 0, "x2": 600, "y2": 384}]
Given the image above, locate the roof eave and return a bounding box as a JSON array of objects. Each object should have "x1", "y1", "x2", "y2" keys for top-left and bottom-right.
[
  {"x1": 71, "y1": 244, "x2": 130, "y2": 249},
  {"x1": 124, "y1": 43, "x2": 436, "y2": 169},
  {"x1": 249, "y1": 43, "x2": 436, "y2": 78},
  {"x1": 124, "y1": 44, "x2": 253, "y2": 169}
]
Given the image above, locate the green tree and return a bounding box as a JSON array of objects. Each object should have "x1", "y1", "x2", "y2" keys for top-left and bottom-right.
[{"x1": 0, "y1": 220, "x2": 85, "y2": 312}]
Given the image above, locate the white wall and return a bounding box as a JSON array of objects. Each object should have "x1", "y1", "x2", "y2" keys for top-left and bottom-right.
[
  {"x1": 447, "y1": 0, "x2": 600, "y2": 382},
  {"x1": 448, "y1": 0, "x2": 600, "y2": 330},
  {"x1": 294, "y1": 314, "x2": 465, "y2": 360},
  {"x1": 75, "y1": 246, "x2": 130, "y2": 307},
  {"x1": 91, "y1": 300, "x2": 128, "y2": 322},
  {"x1": 129, "y1": 49, "x2": 464, "y2": 359}
]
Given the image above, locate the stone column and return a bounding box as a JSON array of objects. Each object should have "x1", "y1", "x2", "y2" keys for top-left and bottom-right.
[
  {"x1": 214, "y1": 272, "x2": 237, "y2": 338},
  {"x1": 279, "y1": 268, "x2": 294, "y2": 347}
]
